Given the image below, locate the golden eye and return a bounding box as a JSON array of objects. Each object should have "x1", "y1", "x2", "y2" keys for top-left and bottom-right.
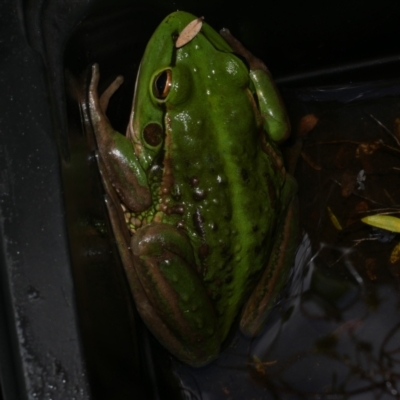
[{"x1": 153, "y1": 69, "x2": 172, "y2": 99}]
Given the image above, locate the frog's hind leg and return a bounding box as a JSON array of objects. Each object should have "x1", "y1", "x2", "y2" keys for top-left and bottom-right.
[
  {"x1": 98, "y1": 156, "x2": 220, "y2": 366},
  {"x1": 95, "y1": 158, "x2": 182, "y2": 363},
  {"x1": 129, "y1": 223, "x2": 221, "y2": 367},
  {"x1": 240, "y1": 174, "x2": 299, "y2": 337},
  {"x1": 220, "y1": 29, "x2": 290, "y2": 143}
]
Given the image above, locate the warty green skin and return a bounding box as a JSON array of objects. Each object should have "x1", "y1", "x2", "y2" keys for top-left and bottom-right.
[{"x1": 88, "y1": 11, "x2": 298, "y2": 367}]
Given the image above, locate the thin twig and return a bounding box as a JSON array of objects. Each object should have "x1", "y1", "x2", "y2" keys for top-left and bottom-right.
[{"x1": 369, "y1": 114, "x2": 400, "y2": 148}]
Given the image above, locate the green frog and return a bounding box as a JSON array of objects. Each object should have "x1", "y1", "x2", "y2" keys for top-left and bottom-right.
[{"x1": 87, "y1": 11, "x2": 298, "y2": 367}]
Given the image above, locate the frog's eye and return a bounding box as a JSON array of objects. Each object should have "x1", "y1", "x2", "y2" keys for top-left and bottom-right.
[{"x1": 153, "y1": 69, "x2": 172, "y2": 100}]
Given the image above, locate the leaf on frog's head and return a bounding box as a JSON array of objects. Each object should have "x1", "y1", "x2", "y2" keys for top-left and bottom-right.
[{"x1": 176, "y1": 17, "x2": 203, "y2": 48}]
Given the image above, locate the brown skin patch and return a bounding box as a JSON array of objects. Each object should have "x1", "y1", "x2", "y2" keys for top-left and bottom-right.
[
  {"x1": 168, "y1": 204, "x2": 185, "y2": 215},
  {"x1": 159, "y1": 115, "x2": 174, "y2": 211},
  {"x1": 198, "y1": 243, "x2": 210, "y2": 260},
  {"x1": 259, "y1": 133, "x2": 285, "y2": 174}
]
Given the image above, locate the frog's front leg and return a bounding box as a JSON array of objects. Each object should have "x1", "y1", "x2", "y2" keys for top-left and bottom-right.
[
  {"x1": 220, "y1": 30, "x2": 290, "y2": 142},
  {"x1": 131, "y1": 223, "x2": 220, "y2": 366},
  {"x1": 88, "y1": 64, "x2": 151, "y2": 212},
  {"x1": 240, "y1": 174, "x2": 299, "y2": 336}
]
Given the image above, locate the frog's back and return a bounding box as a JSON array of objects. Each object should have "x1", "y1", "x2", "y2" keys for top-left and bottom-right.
[
  {"x1": 164, "y1": 93, "x2": 285, "y2": 339},
  {"x1": 192, "y1": 139, "x2": 284, "y2": 339},
  {"x1": 153, "y1": 12, "x2": 286, "y2": 340}
]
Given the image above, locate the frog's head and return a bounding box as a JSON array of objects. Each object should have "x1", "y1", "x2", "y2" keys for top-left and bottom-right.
[{"x1": 127, "y1": 11, "x2": 258, "y2": 173}]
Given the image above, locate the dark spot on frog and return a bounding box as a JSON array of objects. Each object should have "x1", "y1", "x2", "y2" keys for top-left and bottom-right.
[
  {"x1": 193, "y1": 188, "x2": 206, "y2": 201},
  {"x1": 193, "y1": 208, "x2": 205, "y2": 236},
  {"x1": 167, "y1": 204, "x2": 185, "y2": 215},
  {"x1": 252, "y1": 225, "x2": 259, "y2": 232},
  {"x1": 215, "y1": 278, "x2": 224, "y2": 287},
  {"x1": 241, "y1": 168, "x2": 249, "y2": 183},
  {"x1": 265, "y1": 173, "x2": 277, "y2": 206},
  {"x1": 190, "y1": 176, "x2": 199, "y2": 187},
  {"x1": 212, "y1": 291, "x2": 222, "y2": 302},
  {"x1": 254, "y1": 245, "x2": 261, "y2": 255},
  {"x1": 210, "y1": 222, "x2": 218, "y2": 231},
  {"x1": 223, "y1": 213, "x2": 232, "y2": 221},
  {"x1": 143, "y1": 123, "x2": 163, "y2": 147},
  {"x1": 224, "y1": 275, "x2": 233, "y2": 284},
  {"x1": 219, "y1": 243, "x2": 232, "y2": 261},
  {"x1": 248, "y1": 269, "x2": 263, "y2": 284},
  {"x1": 198, "y1": 243, "x2": 210, "y2": 260}
]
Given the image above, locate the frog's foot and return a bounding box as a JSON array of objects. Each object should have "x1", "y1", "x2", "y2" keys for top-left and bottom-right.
[
  {"x1": 129, "y1": 223, "x2": 220, "y2": 366},
  {"x1": 220, "y1": 30, "x2": 290, "y2": 142},
  {"x1": 103, "y1": 196, "x2": 218, "y2": 366},
  {"x1": 220, "y1": 29, "x2": 268, "y2": 73},
  {"x1": 88, "y1": 65, "x2": 151, "y2": 212},
  {"x1": 89, "y1": 64, "x2": 123, "y2": 121},
  {"x1": 240, "y1": 174, "x2": 299, "y2": 336},
  {"x1": 99, "y1": 74, "x2": 124, "y2": 113}
]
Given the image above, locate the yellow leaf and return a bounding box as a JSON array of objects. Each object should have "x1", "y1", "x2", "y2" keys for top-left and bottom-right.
[
  {"x1": 390, "y1": 242, "x2": 400, "y2": 264},
  {"x1": 327, "y1": 207, "x2": 342, "y2": 231},
  {"x1": 361, "y1": 214, "x2": 400, "y2": 233}
]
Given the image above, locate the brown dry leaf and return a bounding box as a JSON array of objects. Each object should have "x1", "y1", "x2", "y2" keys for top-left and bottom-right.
[
  {"x1": 340, "y1": 171, "x2": 356, "y2": 197},
  {"x1": 176, "y1": 17, "x2": 203, "y2": 48},
  {"x1": 297, "y1": 114, "x2": 318, "y2": 137},
  {"x1": 365, "y1": 258, "x2": 378, "y2": 281},
  {"x1": 248, "y1": 356, "x2": 277, "y2": 375},
  {"x1": 355, "y1": 140, "x2": 383, "y2": 157},
  {"x1": 301, "y1": 151, "x2": 322, "y2": 170},
  {"x1": 388, "y1": 244, "x2": 400, "y2": 281},
  {"x1": 355, "y1": 201, "x2": 369, "y2": 213},
  {"x1": 390, "y1": 242, "x2": 400, "y2": 264}
]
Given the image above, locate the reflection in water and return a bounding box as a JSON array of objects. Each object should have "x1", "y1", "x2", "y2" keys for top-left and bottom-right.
[{"x1": 165, "y1": 84, "x2": 400, "y2": 399}]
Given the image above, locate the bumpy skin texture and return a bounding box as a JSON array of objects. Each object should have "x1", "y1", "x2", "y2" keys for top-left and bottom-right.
[{"x1": 87, "y1": 11, "x2": 298, "y2": 367}]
